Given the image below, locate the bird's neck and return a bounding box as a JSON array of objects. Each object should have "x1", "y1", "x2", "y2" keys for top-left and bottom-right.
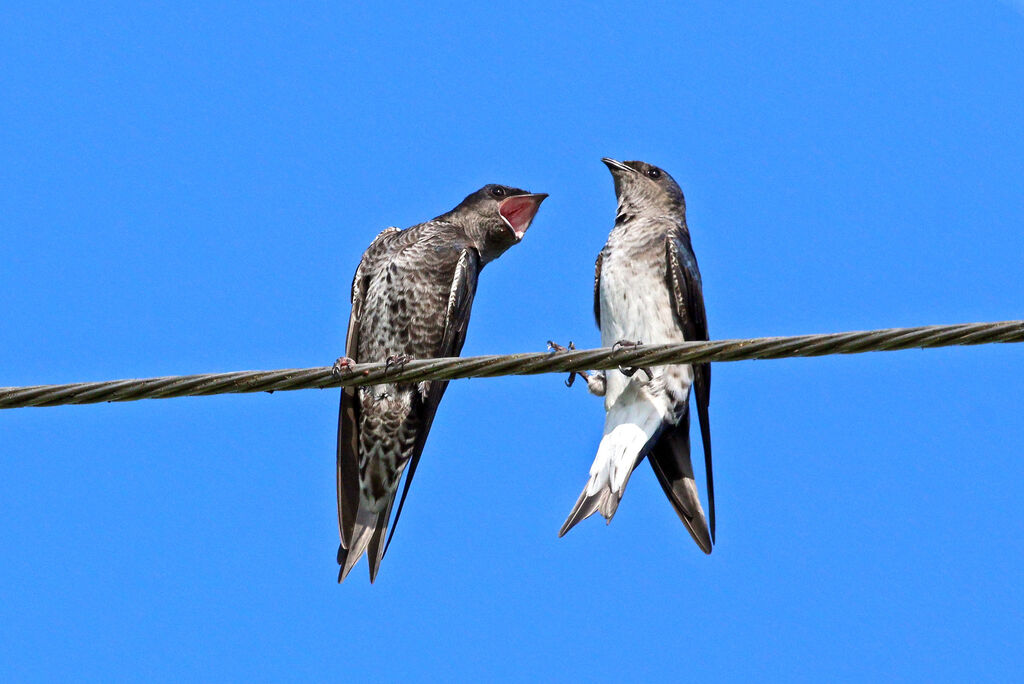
[{"x1": 616, "y1": 198, "x2": 685, "y2": 224}]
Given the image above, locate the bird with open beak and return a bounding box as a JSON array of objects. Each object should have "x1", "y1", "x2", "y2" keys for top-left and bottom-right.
[
  {"x1": 335, "y1": 184, "x2": 547, "y2": 582},
  {"x1": 559, "y1": 158, "x2": 715, "y2": 553}
]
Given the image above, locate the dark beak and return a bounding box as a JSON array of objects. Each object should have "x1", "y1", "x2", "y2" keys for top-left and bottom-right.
[
  {"x1": 499, "y1": 193, "x2": 547, "y2": 240},
  {"x1": 601, "y1": 157, "x2": 634, "y2": 174}
]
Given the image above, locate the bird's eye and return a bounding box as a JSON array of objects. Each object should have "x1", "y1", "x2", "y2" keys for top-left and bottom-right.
[
  {"x1": 491, "y1": 186, "x2": 506, "y2": 198},
  {"x1": 646, "y1": 168, "x2": 661, "y2": 179}
]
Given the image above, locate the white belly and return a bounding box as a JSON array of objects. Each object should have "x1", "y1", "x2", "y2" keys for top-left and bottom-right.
[
  {"x1": 600, "y1": 263, "x2": 683, "y2": 347},
  {"x1": 599, "y1": 255, "x2": 692, "y2": 421}
]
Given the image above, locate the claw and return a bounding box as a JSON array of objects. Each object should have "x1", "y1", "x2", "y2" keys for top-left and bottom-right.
[
  {"x1": 332, "y1": 356, "x2": 355, "y2": 376},
  {"x1": 618, "y1": 365, "x2": 655, "y2": 381},
  {"x1": 611, "y1": 340, "x2": 653, "y2": 381},
  {"x1": 384, "y1": 354, "x2": 411, "y2": 374},
  {"x1": 547, "y1": 340, "x2": 588, "y2": 387}
]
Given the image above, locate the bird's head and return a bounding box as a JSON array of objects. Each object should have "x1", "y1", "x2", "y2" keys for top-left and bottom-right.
[
  {"x1": 601, "y1": 158, "x2": 686, "y2": 219},
  {"x1": 446, "y1": 184, "x2": 547, "y2": 262}
]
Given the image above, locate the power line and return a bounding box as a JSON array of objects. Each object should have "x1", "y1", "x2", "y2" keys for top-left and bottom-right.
[{"x1": 1, "y1": 319, "x2": 1022, "y2": 409}]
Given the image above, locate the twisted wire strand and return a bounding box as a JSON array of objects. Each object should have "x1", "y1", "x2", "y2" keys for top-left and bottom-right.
[{"x1": 1, "y1": 320, "x2": 1021, "y2": 409}]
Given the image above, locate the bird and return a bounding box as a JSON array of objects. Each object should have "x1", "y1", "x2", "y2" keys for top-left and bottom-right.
[
  {"x1": 558, "y1": 158, "x2": 714, "y2": 553},
  {"x1": 335, "y1": 184, "x2": 547, "y2": 582}
]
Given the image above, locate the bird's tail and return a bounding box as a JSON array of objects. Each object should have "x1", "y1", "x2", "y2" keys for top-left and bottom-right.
[
  {"x1": 337, "y1": 494, "x2": 395, "y2": 583},
  {"x1": 647, "y1": 414, "x2": 712, "y2": 553},
  {"x1": 559, "y1": 486, "x2": 619, "y2": 537},
  {"x1": 559, "y1": 407, "x2": 662, "y2": 536}
]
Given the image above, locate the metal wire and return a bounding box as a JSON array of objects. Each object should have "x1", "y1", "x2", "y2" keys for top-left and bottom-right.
[{"x1": 1, "y1": 320, "x2": 1022, "y2": 409}]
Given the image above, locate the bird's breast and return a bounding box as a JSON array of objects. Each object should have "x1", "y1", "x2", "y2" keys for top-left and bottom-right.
[
  {"x1": 358, "y1": 247, "x2": 452, "y2": 362},
  {"x1": 599, "y1": 254, "x2": 683, "y2": 347},
  {"x1": 598, "y1": 246, "x2": 692, "y2": 417}
]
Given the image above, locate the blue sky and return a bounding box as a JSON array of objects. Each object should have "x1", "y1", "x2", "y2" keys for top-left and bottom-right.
[{"x1": 2, "y1": 2, "x2": 1023, "y2": 680}]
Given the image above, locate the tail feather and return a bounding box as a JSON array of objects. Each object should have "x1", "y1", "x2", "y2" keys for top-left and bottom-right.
[
  {"x1": 365, "y1": 494, "x2": 396, "y2": 583},
  {"x1": 597, "y1": 490, "x2": 621, "y2": 520},
  {"x1": 337, "y1": 504, "x2": 389, "y2": 583},
  {"x1": 560, "y1": 409, "x2": 660, "y2": 536},
  {"x1": 560, "y1": 370, "x2": 713, "y2": 551},
  {"x1": 648, "y1": 412, "x2": 712, "y2": 553},
  {"x1": 559, "y1": 487, "x2": 616, "y2": 537}
]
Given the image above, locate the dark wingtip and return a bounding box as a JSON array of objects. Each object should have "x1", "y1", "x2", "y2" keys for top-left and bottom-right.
[
  {"x1": 689, "y1": 521, "x2": 713, "y2": 555},
  {"x1": 336, "y1": 545, "x2": 350, "y2": 583},
  {"x1": 367, "y1": 546, "x2": 383, "y2": 584},
  {"x1": 706, "y1": 465, "x2": 716, "y2": 546}
]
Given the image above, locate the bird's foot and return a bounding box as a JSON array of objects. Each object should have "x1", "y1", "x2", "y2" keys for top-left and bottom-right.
[
  {"x1": 547, "y1": 340, "x2": 589, "y2": 387},
  {"x1": 384, "y1": 354, "x2": 411, "y2": 375},
  {"x1": 619, "y1": 366, "x2": 654, "y2": 381},
  {"x1": 332, "y1": 356, "x2": 355, "y2": 376},
  {"x1": 547, "y1": 340, "x2": 573, "y2": 354},
  {"x1": 612, "y1": 340, "x2": 654, "y2": 381}
]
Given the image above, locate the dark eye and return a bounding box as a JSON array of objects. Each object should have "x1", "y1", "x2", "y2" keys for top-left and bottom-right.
[
  {"x1": 646, "y1": 168, "x2": 661, "y2": 179},
  {"x1": 491, "y1": 186, "x2": 506, "y2": 198}
]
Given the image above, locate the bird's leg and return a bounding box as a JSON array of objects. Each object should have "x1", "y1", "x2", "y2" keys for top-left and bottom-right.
[
  {"x1": 384, "y1": 354, "x2": 411, "y2": 375},
  {"x1": 332, "y1": 356, "x2": 355, "y2": 376},
  {"x1": 547, "y1": 340, "x2": 587, "y2": 388},
  {"x1": 547, "y1": 341, "x2": 606, "y2": 395},
  {"x1": 612, "y1": 340, "x2": 654, "y2": 381}
]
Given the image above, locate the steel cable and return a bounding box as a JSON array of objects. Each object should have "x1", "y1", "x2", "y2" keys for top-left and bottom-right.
[{"x1": 1, "y1": 320, "x2": 1021, "y2": 409}]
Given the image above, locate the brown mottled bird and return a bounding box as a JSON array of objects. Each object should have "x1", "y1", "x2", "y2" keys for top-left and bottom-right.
[{"x1": 335, "y1": 184, "x2": 546, "y2": 582}]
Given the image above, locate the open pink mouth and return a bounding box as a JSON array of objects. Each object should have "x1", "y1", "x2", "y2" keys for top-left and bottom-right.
[{"x1": 499, "y1": 194, "x2": 547, "y2": 240}]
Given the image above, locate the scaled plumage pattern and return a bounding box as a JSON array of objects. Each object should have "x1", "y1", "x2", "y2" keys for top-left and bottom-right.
[{"x1": 337, "y1": 184, "x2": 546, "y2": 582}]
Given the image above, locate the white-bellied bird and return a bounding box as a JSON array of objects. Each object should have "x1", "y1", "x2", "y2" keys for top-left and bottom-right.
[{"x1": 560, "y1": 159, "x2": 714, "y2": 553}]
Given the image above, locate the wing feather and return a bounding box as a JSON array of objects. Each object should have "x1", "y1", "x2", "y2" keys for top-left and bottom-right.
[
  {"x1": 647, "y1": 413, "x2": 712, "y2": 553},
  {"x1": 337, "y1": 228, "x2": 399, "y2": 550},
  {"x1": 666, "y1": 230, "x2": 715, "y2": 543}
]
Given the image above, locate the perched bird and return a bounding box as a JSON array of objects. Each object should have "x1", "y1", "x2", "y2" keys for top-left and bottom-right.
[
  {"x1": 559, "y1": 158, "x2": 714, "y2": 553},
  {"x1": 336, "y1": 184, "x2": 547, "y2": 582}
]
